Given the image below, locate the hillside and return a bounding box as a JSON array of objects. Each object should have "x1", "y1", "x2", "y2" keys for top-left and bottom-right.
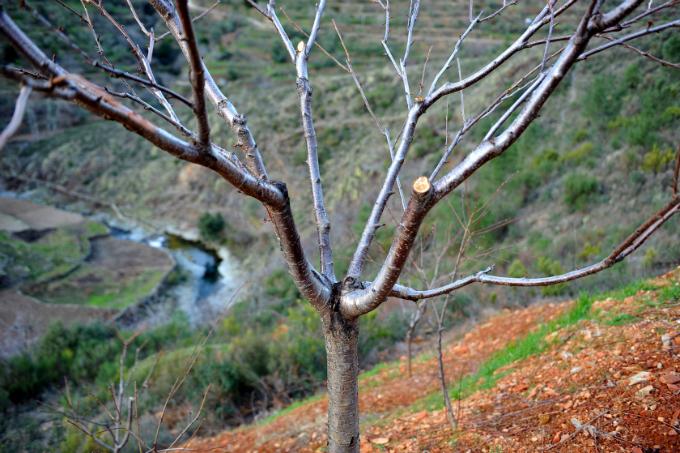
[
  {"x1": 181, "y1": 268, "x2": 680, "y2": 452},
  {"x1": 0, "y1": 1, "x2": 679, "y2": 452},
  {"x1": 1, "y1": 0, "x2": 678, "y2": 304}
]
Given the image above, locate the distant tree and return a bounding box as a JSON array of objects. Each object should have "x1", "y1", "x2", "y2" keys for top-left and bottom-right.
[{"x1": 1, "y1": 0, "x2": 678, "y2": 451}]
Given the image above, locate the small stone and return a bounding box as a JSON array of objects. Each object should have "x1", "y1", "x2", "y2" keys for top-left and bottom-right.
[
  {"x1": 629, "y1": 371, "x2": 651, "y2": 386},
  {"x1": 662, "y1": 334, "x2": 672, "y2": 350},
  {"x1": 660, "y1": 372, "x2": 680, "y2": 385},
  {"x1": 636, "y1": 385, "x2": 655, "y2": 398},
  {"x1": 371, "y1": 437, "x2": 389, "y2": 445},
  {"x1": 570, "y1": 366, "x2": 582, "y2": 374},
  {"x1": 552, "y1": 431, "x2": 561, "y2": 443},
  {"x1": 538, "y1": 414, "x2": 551, "y2": 425}
]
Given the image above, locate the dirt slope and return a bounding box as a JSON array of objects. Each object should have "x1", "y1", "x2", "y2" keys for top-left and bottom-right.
[{"x1": 185, "y1": 268, "x2": 680, "y2": 452}]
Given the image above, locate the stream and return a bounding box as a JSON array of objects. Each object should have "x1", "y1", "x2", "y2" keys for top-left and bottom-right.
[
  {"x1": 107, "y1": 223, "x2": 244, "y2": 326},
  {"x1": 1, "y1": 187, "x2": 243, "y2": 327}
]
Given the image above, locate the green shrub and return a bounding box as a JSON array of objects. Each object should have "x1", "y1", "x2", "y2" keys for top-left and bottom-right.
[
  {"x1": 583, "y1": 75, "x2": 623, "y2": 125},
  {"x1": 0, "y1": 319, "x2": 193, "y2": 408},
  {"x1": 363, "y1": 83, "x2": 398, "y2": 112},
  {"x1": 662, "y1": 34, "x2": 680, "y2": 61},
  {"x1": 561, "y1": 142, "x2": 595, "y2": 166},
  {"x1": 508, "y1": 259, "x2": 527, "y2": 278},
  {"x1": 643, "y1": 248, "x2": 657, "y2": 268},
  {"x1": 641, "y1": 145, "x2": 675, "y2": 173},
  {"x1": 198, "y1": 212, "x2": 225, "y2": 241},
  {"x1": 578, "y1": 242, "x2": 601, "y2": 261},
  {"x1": 264, "y1": 269, "x2": 301, "y2": 307},
  {"x1": 623, "y1": 63, "x2": 641, "y2": 89},
  {"x1": 563, "y1": 173, "x2": 599, "y2": 211},
  {"x1": 0, "y1": 323, "x2": 117, "y2": 404},
  {"x1": 271, "y1": 41, "x2": 289, "y2": 63}
]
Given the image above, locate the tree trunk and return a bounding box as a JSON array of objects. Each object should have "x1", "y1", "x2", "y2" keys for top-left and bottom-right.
[{"x1": 323, "y1": 312, "x2": 360, "y2": 453}]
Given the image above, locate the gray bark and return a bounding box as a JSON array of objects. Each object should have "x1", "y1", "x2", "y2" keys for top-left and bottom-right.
[{"x1": 322, "y1": 309, "x2": 360, "y2": 453}]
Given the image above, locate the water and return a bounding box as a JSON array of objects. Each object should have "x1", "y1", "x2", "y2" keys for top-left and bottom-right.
[{"x1": 108, "y1": 225, "x2": 242, "y2": 325}]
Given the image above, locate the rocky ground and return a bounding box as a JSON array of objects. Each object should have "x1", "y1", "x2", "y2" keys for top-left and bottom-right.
[{"x1": 184, "y1": 268, "x2": 680, "y2": 452}]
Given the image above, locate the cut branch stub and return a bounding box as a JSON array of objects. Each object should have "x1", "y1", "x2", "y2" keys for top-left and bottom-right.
[{"x1": 413, "y1": 176, "x2": 431, "y2": 195}]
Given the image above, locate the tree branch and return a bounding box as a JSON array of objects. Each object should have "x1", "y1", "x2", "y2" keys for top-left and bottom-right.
[
  {"x1": 346, "y1": 0, "x2": 580, "y2": 280},
  {"x1": 176, "y1": 0, "x2": 210, "y2": 148},
  {"x1": 147, "y1": 0, "x2": 330, "y2": 306},
  {"x1": 150, "y1": 0, "x2": 269, "y2": 178},
  {"x1": 342, "y1": 0, "x2": 647, "y2": 316},
  {"x1": 0, "y1": 85, "x2": 31, "y2": 151},
  {"x1": 579, "y1": 19, "x2": 680, "y2": 61},
  {"x1": 306, "y1": 0, "x2": 326, "y2": 57},
  {"x1": 392, "y1": 196, "x2": 679, "y2": 300},
  {"x1": 295, "y1": 45, "x2": 335, "y2": 281},
  {"x1": 92, "y1": 61, "x2": 193, "y2": 108}
]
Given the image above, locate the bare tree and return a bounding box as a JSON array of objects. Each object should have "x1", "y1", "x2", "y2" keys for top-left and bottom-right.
[
  {"x1": 55, "y1": 330, "x2": 209, "y2": 453},
  {"x1": 1, "y1": 0, "x2": 678, "y2": 451}
]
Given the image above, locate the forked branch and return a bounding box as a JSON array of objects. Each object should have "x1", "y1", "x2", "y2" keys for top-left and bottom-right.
[{"x1": 391, "y1": 193, "x2": 679, "y2": 301}]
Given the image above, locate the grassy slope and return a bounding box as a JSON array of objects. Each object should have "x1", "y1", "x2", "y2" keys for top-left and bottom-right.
[{"x1": 185, "y1": 267, "x2": 680, "y2": 452}]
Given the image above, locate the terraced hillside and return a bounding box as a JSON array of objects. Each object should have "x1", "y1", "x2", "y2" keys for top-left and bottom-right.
[{"x1": 0, "y1": 197, "x2": 173, "y2": 356}]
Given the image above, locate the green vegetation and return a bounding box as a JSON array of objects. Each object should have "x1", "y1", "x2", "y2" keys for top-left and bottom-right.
[
  {"x1": 0, "y1": 221, "x2": 107, "y2": 285},
  {"x1": 0, "y1": 291, "x2": 409, "y2": 448},
  {"x1": 198, "y1": 212, "x2": 226, "y2": 242},
  {"x1": 603, "y1": 313, "x2": 639, "y2": 326},
  {"x1": 641, "y1": 145, "x2": 675, "y2": 173},
  {"x1": 84, "y1": 269, "x2": 166, "y2": 308},
  {"x1": 563, "y1": 173, "x2": 599, "y2": 211}
]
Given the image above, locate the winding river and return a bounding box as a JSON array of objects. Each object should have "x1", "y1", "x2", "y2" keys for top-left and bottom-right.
[{"x1": 105, "y1": 222, "x2": 244, "y2": 326}]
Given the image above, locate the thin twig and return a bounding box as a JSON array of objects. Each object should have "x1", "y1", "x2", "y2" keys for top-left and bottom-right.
[{"x1": 0, "y1": 85, "x2": 31, "y2": 151}]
